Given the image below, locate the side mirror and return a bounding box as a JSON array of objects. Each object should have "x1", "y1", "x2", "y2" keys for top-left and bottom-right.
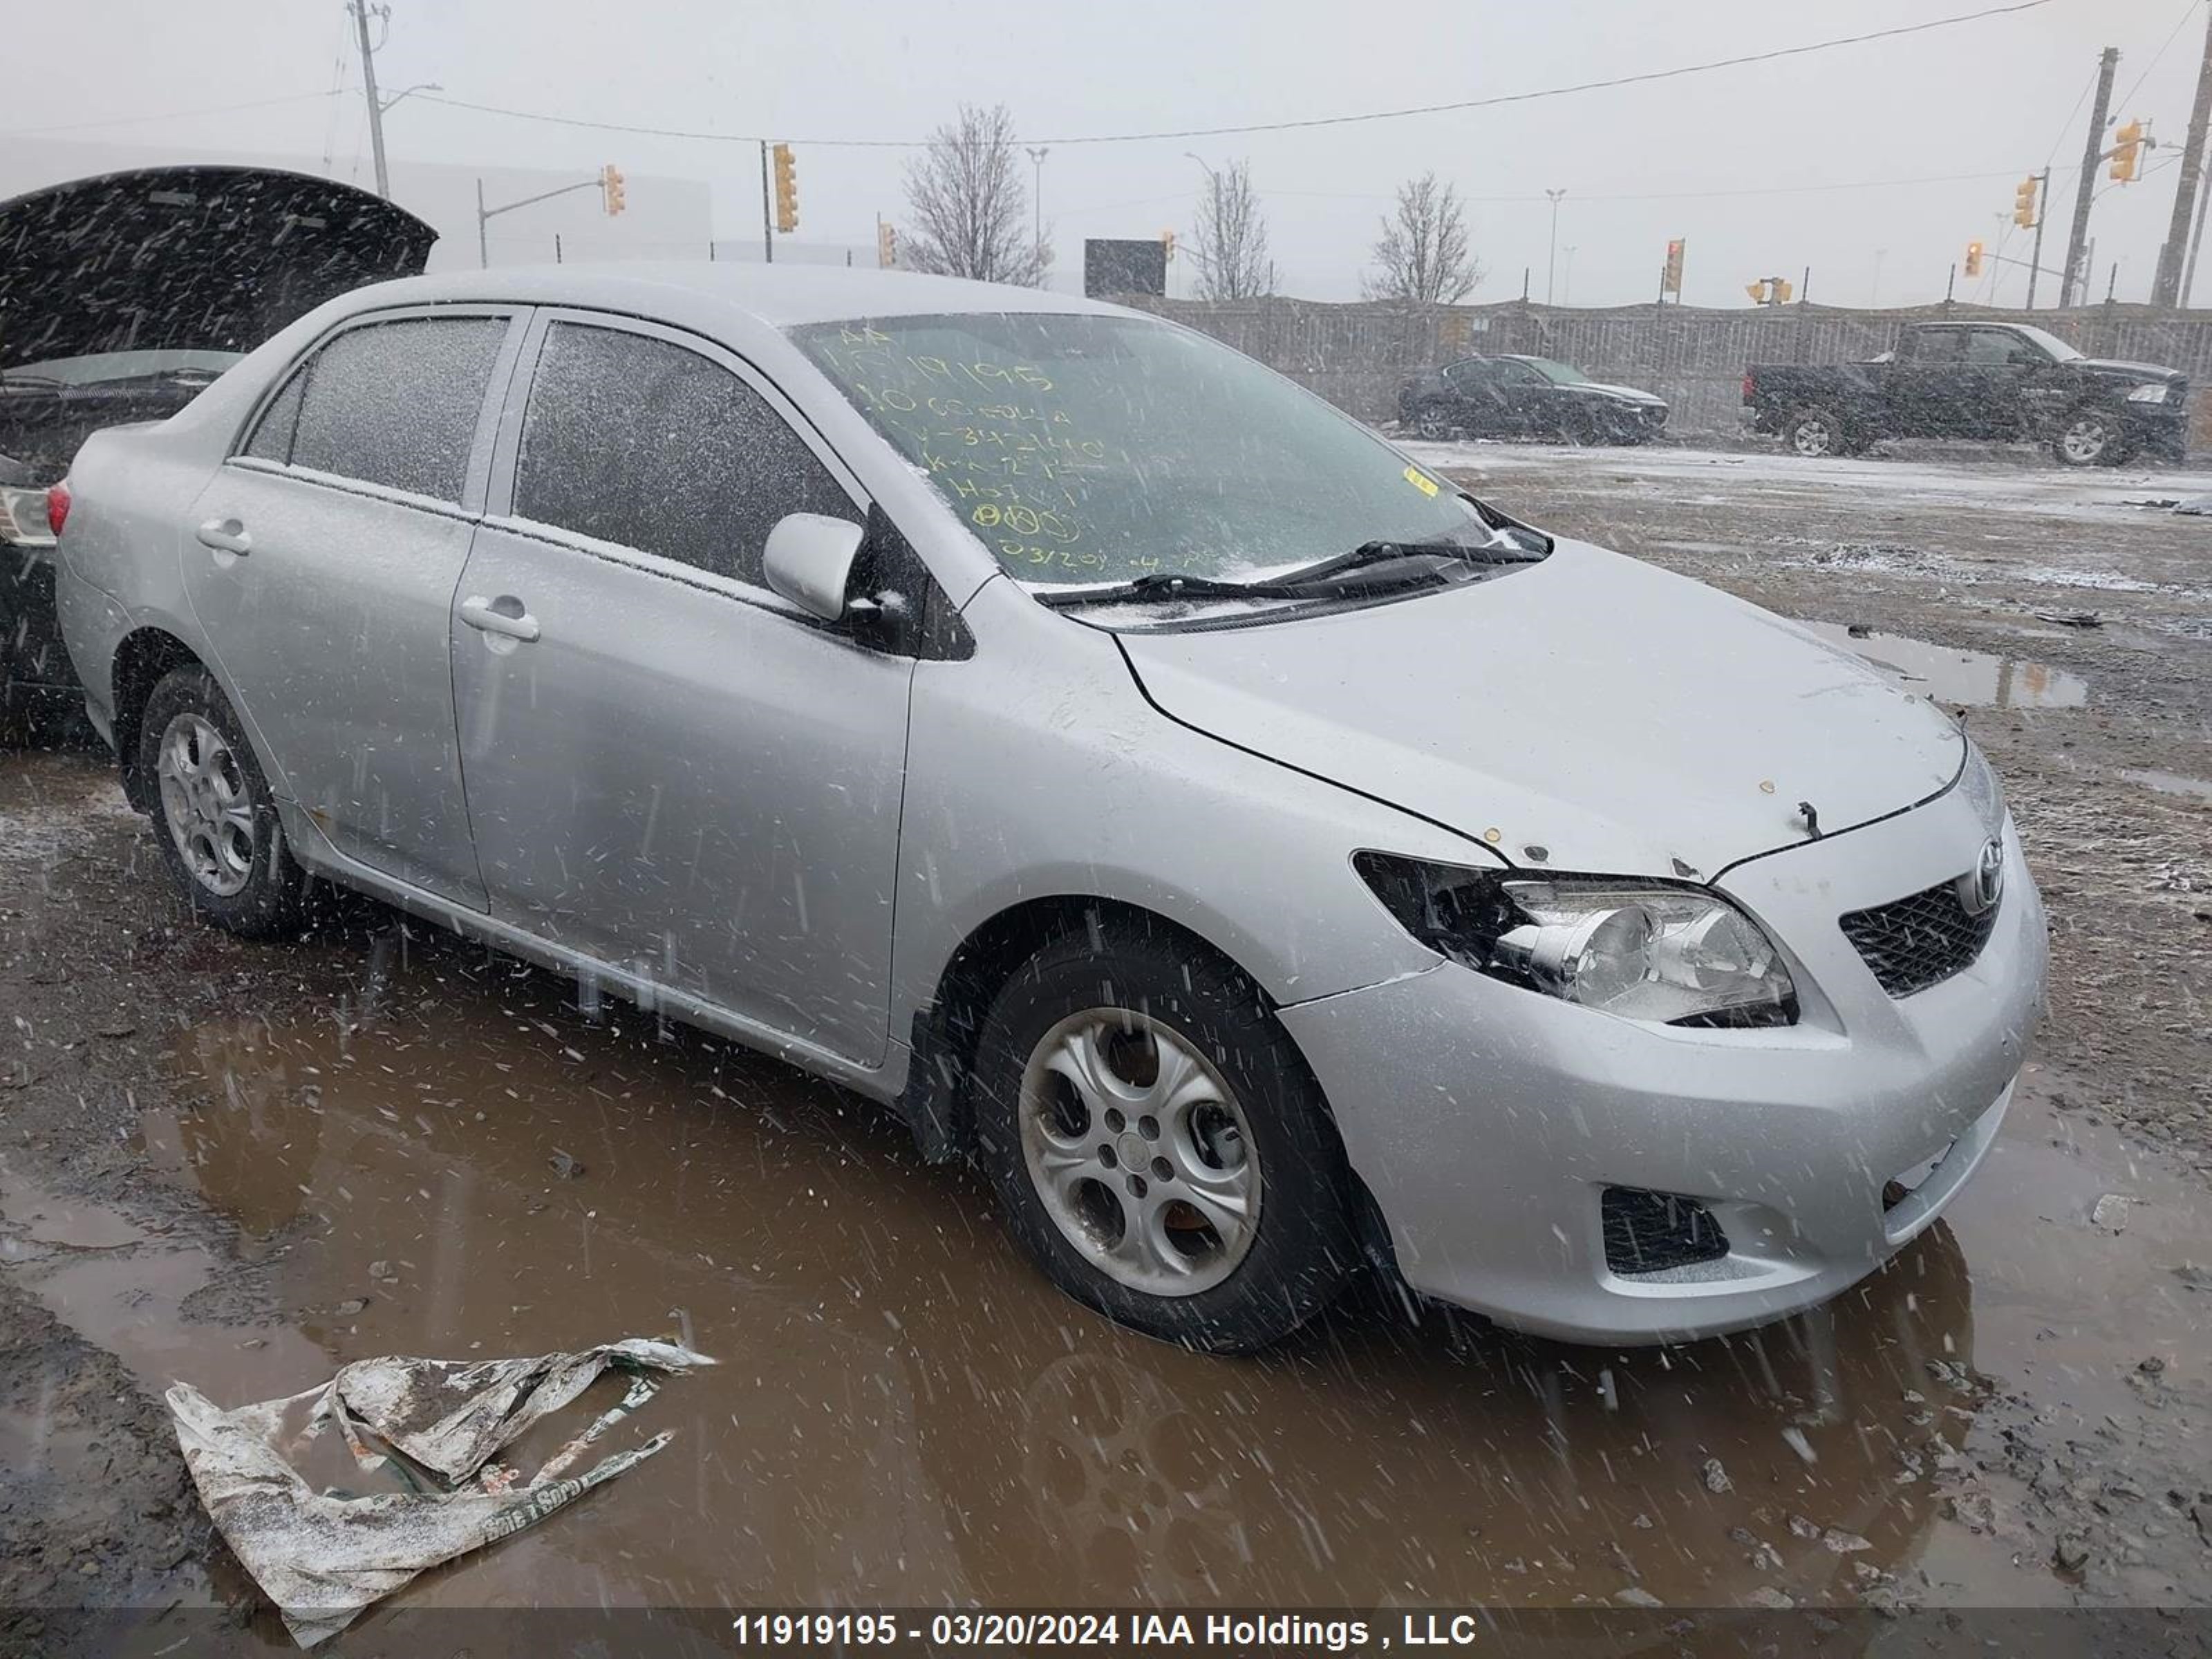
[{"x1": 764, "y1": 512, "x2": 866, "y2": 621}]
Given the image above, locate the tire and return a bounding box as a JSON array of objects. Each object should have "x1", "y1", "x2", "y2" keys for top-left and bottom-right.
[
  {"x1": 1784, "y1": 407, "x2": 1846, "y2": 458},
  {"x1": 971, "y1": 921, "x2": 1357, "y2": 1352},
  {"x1": 1411, "y1": 403, "x2": 1459, "y2": 441},
  {"x1": 2052, "y1": 406, "x2": 2122, "y2": 467},
  {"x1": 138, "y1": 664, "x2": 308, "y2": 939}
]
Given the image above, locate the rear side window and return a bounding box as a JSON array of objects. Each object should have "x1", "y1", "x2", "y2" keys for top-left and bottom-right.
[
  {"x1": 288, "y1": 317, "x2": 507, "y2": 503},
  {"x1": 242, "y1": 368, "x2": 306, "y2": 462},
  {"x1": 511, "y1": 321, "x2": 853, "y2": 588}
]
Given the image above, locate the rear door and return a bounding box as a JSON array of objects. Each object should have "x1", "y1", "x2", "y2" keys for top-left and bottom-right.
[
  {"x1": 451, "y1": 312, "x2": 915, "y2": 1066},
  {"x1": 1882, "y1": 327, "x2": 1969, "y2": 435},
  {"x1": 183, "y1": 307, "x2": 523, "y2": 907}
]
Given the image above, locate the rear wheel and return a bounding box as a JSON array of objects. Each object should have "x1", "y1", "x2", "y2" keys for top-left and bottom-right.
[
  {"x1": 972, "y1": 923, "x2": 1356, "y2": 1351},
  {"x1": 139, "y1": 665, "x2": 307, "y2": 938},
  {"x1": 1411, "y1": 403, "x2": 1459, "y2": 441},
  {"x1": 1785, "y1": 407, "x2": 1846, "y2": 458}
]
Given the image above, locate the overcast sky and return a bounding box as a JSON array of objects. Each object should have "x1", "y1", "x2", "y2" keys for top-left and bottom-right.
[{"x1": 8, "y1": 0, "x2": 2211, "y2": 308}]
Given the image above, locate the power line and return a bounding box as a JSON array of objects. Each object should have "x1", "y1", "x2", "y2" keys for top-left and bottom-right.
[
  {"x1": 1263, "y1": 165, "x2": 2081, "y2": 209},
  {"x1": 2116, "y1": 0, "x2": 2203, "y2": 113},
  {"x1": 0, "y1": 91, "x2": 338, "y2": 138},
  {"x1": 413, "y1": 1, "x2": 2053, "y2": 150}
]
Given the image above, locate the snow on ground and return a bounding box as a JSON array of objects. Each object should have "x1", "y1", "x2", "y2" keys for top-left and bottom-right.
[{"x1": 1395, "y1": 437, "x2": 2212, "y2": 525}]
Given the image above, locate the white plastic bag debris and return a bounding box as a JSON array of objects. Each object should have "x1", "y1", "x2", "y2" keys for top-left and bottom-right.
[{"x1": 167, "y1": 1337, "x2": 713, "y2": 1647}]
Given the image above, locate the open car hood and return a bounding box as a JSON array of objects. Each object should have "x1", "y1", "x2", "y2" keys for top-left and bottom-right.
[
  {"x1": 1114, "y1": 541, "x2": 1967, "y2": 879},
  {"x1": 0, "y1": 167, "x2": 435, "y2": 373}
]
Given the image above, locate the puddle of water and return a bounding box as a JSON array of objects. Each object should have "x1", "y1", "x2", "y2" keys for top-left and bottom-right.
[
  {"x1": 1803, "y1": 621, "x2": 2090, "y2": 709},
  {"x1": 8, "y1": 953, "x2": 2209, "y2": 1628},
  {"x1": 2121, "y1": 768, "x2": 2212, "y2": 803}
]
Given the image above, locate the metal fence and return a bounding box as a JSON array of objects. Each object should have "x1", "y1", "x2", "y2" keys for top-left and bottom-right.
[{"x1": 1125, "y1": 294, "x2": 2212, "y2": 449}]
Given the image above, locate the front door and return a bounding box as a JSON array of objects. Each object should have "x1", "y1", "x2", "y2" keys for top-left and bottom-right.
[
  {"x1": 452, "y1": 312, "x2": 913, "y2": 1067},
  {"x1": 181, "y1": 308, "x2": 521, "y2": 907}
]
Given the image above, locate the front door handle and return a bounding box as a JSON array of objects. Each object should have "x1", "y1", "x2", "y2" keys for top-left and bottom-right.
[
  {"x1": 196, "y1": 518, "x2": 252, "y2": 556},
  {"x1": 460, "y1": 594, "x2": 541, "y2": 643}
]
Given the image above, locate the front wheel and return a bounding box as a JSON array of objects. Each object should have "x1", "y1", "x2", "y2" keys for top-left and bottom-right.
[
  {"x1": 139, "y1": 665, "x2": 308, "y2": 938},
  {"x1": 972, "y1": 924, "x2": 1356, "y2": 1352},
  {"x1": 2052, "y1": 407, "x2": 2123, "y2": 467}
]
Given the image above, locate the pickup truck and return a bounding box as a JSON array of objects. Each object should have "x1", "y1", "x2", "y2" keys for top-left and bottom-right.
[{"x1": 1743, "y1": 320, "x2": 2188, "y2": 467}]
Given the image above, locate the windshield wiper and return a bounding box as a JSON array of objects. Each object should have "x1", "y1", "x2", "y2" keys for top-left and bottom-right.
[{"x1": 1038, "y1": 536, "x2": 1545, "y2": 610}]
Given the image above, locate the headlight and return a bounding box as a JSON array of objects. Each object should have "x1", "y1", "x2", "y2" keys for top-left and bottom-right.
[
  {"x1": 1354, "y1": 853, "x2": 1797, "y2": 1027},
  {"x1": 1957, "y1": 738, "x2": 2007, "y2": 836},
  {"x1": 2126, "y1": 383, "x2": 2169, "y2": 404}
]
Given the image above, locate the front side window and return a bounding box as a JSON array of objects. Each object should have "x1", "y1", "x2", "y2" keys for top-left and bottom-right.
[
  {"x1": 1967, "y1": 330, "x2": 2035, "y2": 367},
  {"x1": 288, "y1": 316, "x2": 506, "y2": 503},
  {"x1": 1904, "y1": 330, "x2": 1967, "y2": 364},
  {"x1": 792, "y1": 312, "x2": 1490, "y2": 587},
  {"x1": 512, "y1": 321, "x2": 854, "y2": 588},
  {"x1": 1520, "y1": 358, "x2": 1588, "y2": 385}
]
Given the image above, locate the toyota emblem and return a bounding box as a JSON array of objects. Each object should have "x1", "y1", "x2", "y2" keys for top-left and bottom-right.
[{"x1": 1960, "y1": 836, "x2": 2005, "y2": 915}]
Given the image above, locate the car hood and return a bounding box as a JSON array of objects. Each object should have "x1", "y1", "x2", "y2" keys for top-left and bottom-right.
[
  {"x1": 0, "y1": 167, "x2": 435, "y2": 373},
  {"x1": 2077, "y1": 357, "x2": 2184, "y2": 385},
  {"x1": 1116, "y1": 540, "x2": 1965, "y2": 878}
]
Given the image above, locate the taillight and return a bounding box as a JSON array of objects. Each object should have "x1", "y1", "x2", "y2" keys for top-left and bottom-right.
[
  {"x1": 1741, "y1": 373, "x2": 1754, "y2": 402},
  {"x1": 46, "y1": 482, "x2": 71, "y2": 537}
]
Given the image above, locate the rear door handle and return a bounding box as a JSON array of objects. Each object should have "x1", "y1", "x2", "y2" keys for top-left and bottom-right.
[
  {"x1": 460, "y1": 594, "x2": 541, "y2": 643},
  {"x1": 196, "y1": 518, "x2": 251, "y2": 555}
]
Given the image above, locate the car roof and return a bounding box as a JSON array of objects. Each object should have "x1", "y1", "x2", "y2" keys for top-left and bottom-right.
[{"x1": 334, "y1": 261, "x2": 1130, "y2": 330}]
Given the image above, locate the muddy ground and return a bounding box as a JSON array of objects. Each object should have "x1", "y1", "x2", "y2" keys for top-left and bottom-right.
[{"x1": 3, "y1": 438, "x2": 2211, "y2": 1653}]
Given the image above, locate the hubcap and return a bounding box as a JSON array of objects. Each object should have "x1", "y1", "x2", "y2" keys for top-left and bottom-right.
[
  {"x1": 1019, "y1": 1009, "x2": 1262, "y2": 1297},
  {"x1": 2062, "y1": 418, "x2": 2107, "y2": 462},
  {"x1": 1793, "y1": 420, "x2": 1831, "y2": 456},
  {"x1": 156, "y1": 713, "x2": 256, "y2": 897}
]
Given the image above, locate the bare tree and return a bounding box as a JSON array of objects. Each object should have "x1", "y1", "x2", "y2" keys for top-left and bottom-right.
[
  {"x1": 899, "y1": 104, "x2": 1049, "y2": 287},
  {"x1": 1190, "y1": 159, "x2": 1277, "y2": 301},
  {"x1": 1363, "y1": 172, "x2": 1482, "y2": 305}
]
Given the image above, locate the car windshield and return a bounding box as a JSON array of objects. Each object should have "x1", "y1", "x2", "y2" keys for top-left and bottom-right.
[
  {"x1": 1, "y1": 348, "x2": 243, "y2": 387},
  {"x1": 1520, "y1": 357, "x2": 1589, "y2": 384},
  {"x1": 2010, "y1": 324, "x2": 2083, "y2": 362},
  {"x1": 791, "y1": 311, "x2": 1494, "y2": 588}
]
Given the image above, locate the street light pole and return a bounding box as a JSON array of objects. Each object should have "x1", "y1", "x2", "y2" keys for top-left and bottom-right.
[
  {"x1": 1544, "y1": 189, "x2": 1566, "y2": 306},
  {"x1": 1026, "y1": 146, "x2": 1050, "y2": 259}
]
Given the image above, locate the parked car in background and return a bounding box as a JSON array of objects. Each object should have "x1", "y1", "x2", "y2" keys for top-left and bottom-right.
[
  {"x1": 0, "y1": 166, "x2": 434, "y2": 740},
  {"x1": 1744, "y1": 320, "x2": 2188, "y2": 466},
  {"x1": 1397, "y1": 355, "x2": 1669, "y2": 444},
  {"x1": 56, "y1": 265, "x2": 2042, "y2": 1352}
]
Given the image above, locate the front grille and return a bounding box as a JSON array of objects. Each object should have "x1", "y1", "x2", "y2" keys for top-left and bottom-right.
[
  {"x1": 1839, "y1": 875, "x2": 1998, "y2": 997},
  {"x1": 1602, "y1": 1187, "x2": 1729, "y2": 1275}
]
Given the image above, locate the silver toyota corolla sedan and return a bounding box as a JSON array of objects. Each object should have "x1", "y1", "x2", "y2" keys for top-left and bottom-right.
[{"x1": 52, "y1": 265, "x2": 2045, "y2": 1351}]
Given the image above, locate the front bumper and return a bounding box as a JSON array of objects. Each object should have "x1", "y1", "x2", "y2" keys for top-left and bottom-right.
[
  {"x1": 1281, "y1": 784, "x2": 2046, "y2": 1344},
  {"x1": 2119, "y1": 400, "x2": 2189, "y2": 461}
]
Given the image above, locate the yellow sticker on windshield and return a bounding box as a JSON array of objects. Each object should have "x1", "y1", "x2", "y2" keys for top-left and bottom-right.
[{"x1": 1404, "y1": 465, "x2": 1439, "y2": 497}]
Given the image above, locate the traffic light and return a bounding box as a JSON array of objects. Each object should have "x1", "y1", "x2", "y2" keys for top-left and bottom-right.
[
  {"x1": 1662, "y1": 238, "x2": 1685, "y2": 296},
  {"x1": 1964, "y1": 240, "x2": 1985, "y2": 279},
  {"x1": 1745, "y1": 279, "x2": 1768, "y2": 303},
  {"x1": 1160, "y1": 228, "x2": 1177, "y2": 262},
  {"x1": 1772, "y1": 277, "x2": 1793, "y2": 303},
  {"x1": 2014, "y1": 175, "x2": 2039, "y2": 227},
  {"x1": 600, "y1": 164, "x2": 626, "y2": 217},
  {"x1": 2110, "y1": 120, "x2": 2144, "y2": 182},
  {"x1": 877, "y1": 221, "x2": 897, "y2": 268},
  {"x1": 773, "y1": 143, "x2": 798, "y2": 233}
]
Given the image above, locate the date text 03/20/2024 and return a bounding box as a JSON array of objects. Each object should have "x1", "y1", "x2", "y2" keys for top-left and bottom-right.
[{"x1": 728, "y1": 1613, "x2": 1490, "y2": 1649}]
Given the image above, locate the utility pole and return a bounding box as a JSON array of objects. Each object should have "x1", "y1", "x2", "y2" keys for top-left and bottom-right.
[
  {"x1": 2061, "y1": 46, "x2": 2119, "y2": 307},
  {"x1": 2154, "y1": 8, "x2": 2212, "y2": 305},
  {"x1": 1544, "y1": 189, "x2": 1566, "y2": 305},
  {"x1": 349, "y1": 0, "x2": 390, "y2": 200}
]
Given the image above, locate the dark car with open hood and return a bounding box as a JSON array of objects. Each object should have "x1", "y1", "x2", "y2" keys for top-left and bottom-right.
[{"x1": 1, "y1": 166, "x2": 434, "y2": 740}]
